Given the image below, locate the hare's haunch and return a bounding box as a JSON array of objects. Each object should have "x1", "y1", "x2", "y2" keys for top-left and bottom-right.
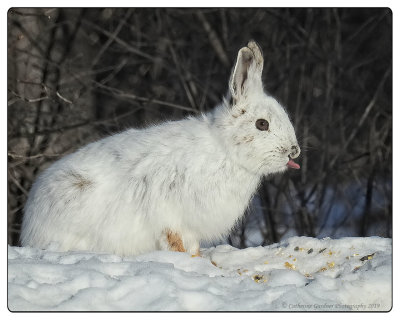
[{"x1": 21, "y1": 41, "x2": 300, "y2": 256}]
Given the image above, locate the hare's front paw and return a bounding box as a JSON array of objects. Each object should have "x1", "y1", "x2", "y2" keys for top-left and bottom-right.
[
  {"x1": 166, "y1": 229, "x2": 185, "y2": 252},
  {"x1": 159, "y1": 229, "x2": 200, "y2": 256},
  {"x1": 183, "y1": 234, "x2": 201, "y2": 257}
]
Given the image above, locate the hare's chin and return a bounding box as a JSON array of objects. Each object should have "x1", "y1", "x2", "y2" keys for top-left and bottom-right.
[{"x1": 266, "y1": 165, "x2": 288, "y2": 175}]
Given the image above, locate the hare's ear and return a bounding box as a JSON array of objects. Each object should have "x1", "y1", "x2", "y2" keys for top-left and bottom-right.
[{"x1": 229, "y1": 40, "x2": 264, "y2": 102}]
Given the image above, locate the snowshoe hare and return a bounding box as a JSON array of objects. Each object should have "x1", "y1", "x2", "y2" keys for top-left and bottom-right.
[{"x1": 21, "y1": 41, "x2": 300, "y2": 256}]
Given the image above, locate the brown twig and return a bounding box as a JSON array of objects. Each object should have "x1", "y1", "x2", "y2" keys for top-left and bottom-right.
[
  {"x1": 92, "y1": 80, "x2": 199, "y2": 113},
  {"x1": 328, "y1": 67, "x2": 391, "y2": 169},
  {"x1": 196, "y1": 10, "x2": 230, "y2": 67},
  {"x1": 90, "y1": 10, "x2": 133, "y2": 68}
]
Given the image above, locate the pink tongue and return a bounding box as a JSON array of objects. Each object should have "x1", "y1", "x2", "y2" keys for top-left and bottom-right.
[{"x1": 287, "y1": 159, "x2": 300, "y2": 170}]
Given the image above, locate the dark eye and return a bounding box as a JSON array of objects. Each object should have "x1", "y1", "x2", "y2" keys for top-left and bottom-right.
[{"x1": 256, "y1": 119, "x2": 269, "y2": 131}]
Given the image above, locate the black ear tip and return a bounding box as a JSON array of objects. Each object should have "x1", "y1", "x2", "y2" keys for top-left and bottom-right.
[
  {"x1": 247, "y1": 40, "x2": 263, "y2": 55},
  {"x1": 247, "y1": 39, "x2": 259, "y2": 47}
]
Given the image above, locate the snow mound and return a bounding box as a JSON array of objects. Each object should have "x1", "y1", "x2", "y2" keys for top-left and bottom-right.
[{"x1": 8, "y1": 236, "x2": 392, "y2": 311}]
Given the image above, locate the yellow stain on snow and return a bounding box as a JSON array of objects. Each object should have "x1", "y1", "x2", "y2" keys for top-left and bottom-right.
[{"x1": 284, "y1": 262, "x2": 296, "y2": 270}]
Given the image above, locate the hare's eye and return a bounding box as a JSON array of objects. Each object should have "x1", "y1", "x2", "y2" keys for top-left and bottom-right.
[{"x1": 256, "y1": 119, "x2": 269, "y2": 131}]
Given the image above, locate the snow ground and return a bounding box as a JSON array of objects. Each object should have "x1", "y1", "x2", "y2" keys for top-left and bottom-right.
[{"x1": 8, "y1": 236, "x2": 391, "y2": 311}]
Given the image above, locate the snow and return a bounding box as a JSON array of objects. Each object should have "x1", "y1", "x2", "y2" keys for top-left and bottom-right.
[{"x1": 8, "y1": 236, "x2": 392, "y2": 311}]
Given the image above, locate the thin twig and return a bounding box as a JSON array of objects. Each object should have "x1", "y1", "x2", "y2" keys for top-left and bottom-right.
[
  {"x1": 9, "y1": 106, "x2": 144, "y2": 139},
  {"x1": 8, "y1": 171, "x2": 29, "y2": 196},
  {"x1": 167, "y1": 42, "x2": 198, "y2": 111},
  {"x1": 9, "y1": 8, "x2": 51, "y2": 19},
  {"x1": 8, "y1": 89, "x2": 48, "y2": 104},
  {"x1": 328, "y1": 67, "x2": 391, "y2": 169},
  {"x1": 196, "y1": 10, "x2": 230, "y2": 67},
  {"x1": 56, "y1": 91, "x2": 72, "y2": 104},
  {"x1": 82, "y1": 19, "x2": 155, "y2": 61},
  {"x1": 91, "y1": 9, "x2": 133, "y2": 67},
  {"x1": 92, "y1": 80, "x2": 199, "y2": 113},
  {"x1": 8, "y1": 151, "x2": 62, "y2": 160}
]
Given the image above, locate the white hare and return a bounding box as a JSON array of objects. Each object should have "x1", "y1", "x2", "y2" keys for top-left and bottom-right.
[{"x1": 21, "y1": 41, "x2": 300, "y2": 256}]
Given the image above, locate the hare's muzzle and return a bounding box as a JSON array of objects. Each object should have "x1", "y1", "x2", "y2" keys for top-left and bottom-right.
[{"x1": 290, "y1": 145, "x2": 300, "y2": 159}]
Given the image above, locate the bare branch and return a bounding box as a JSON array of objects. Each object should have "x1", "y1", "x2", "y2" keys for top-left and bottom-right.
[
  {"x1": 90, "y1": 9, "x2": 133, "y2": 68},
  {"x1": 196, "y1": 10, "x2": 230, "y2": 67},
  {"x1": 8, "y1": 89, "x2": 48, "y2": 105},
  {"x1": 328, "y1": 67, "x2": 391, "y2": 169},
  {"x1": 92, "y1": 80, "x2": 199, "y2": 113}
]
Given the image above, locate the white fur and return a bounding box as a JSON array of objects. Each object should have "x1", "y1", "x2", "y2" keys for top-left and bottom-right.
[{"x1": 20, "y1": 41, "x2": 300, "y2": 256}]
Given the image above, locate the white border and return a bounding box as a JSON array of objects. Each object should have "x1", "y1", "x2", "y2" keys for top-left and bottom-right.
[
  {"x1": 0, "y1": 0, "x2": 398, "y2": 7},
  {"x1": 2, "y1": 2, "x2": 397, "y2": 318}
]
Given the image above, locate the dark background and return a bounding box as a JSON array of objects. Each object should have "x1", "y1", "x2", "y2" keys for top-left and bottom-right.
[{"x1": 7, "y1": 8, "x2": 392, "y2": 247}]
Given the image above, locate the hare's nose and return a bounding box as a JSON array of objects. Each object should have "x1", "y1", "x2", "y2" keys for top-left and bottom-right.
[{"x1": 290, "y1": 145, "x2": 300, "y2": 159}]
